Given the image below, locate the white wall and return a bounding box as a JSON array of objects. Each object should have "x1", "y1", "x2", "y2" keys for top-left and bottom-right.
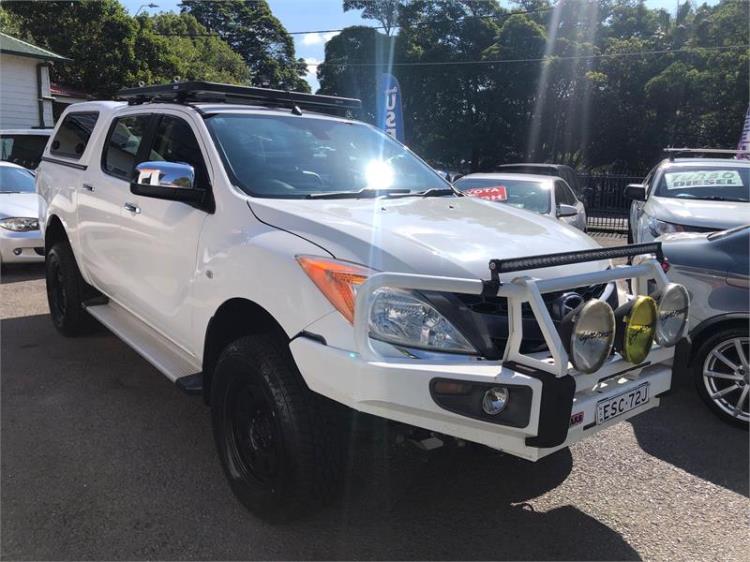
[{"x1": 0, "y1": 53, "x2": 54, "y2": 129}]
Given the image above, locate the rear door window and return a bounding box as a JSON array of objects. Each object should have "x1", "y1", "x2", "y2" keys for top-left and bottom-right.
[
  {"x1": 102, "y1": 115, "x2": 152, "y2": 180},
  {"x1": 50, "y1": 112, "x2": 99, "y2": 159}
]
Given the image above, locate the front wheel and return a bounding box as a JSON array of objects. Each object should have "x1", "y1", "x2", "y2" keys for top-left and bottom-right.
[
  {"x1": 693, "y1": 328, "x2": 749, "y2": 429},
  {"x1": 210, "y1": 334, "x2": 348, "y2": 520}
]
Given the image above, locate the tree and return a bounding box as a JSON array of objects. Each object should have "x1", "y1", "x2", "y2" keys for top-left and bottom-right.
[
  {"x1": 1, "y1": 0, "x2": 250, "y2": 97},
  {"x1": 133, "y1": 13, "x2": 250, "y2": 86},
  {"x1": 180, "y1": 0, "x2": 309, "y2": 92},
  {"x1": 343, "y1": 0, "x2": 402, "y2": 35}
]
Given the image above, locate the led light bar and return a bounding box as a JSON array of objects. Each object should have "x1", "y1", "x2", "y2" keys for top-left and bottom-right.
[
  {"x1": 489, "y1": 243, "x2": 663, "y2": 275},
  {"x1": 118, "y1": 81, "x2": 362, "y2": 112}
]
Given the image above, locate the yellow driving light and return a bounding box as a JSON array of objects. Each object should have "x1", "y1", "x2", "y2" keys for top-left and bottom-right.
[
  {"x1": 653, "y1": 283, "x2": 690, "y2": 347},
  {"x1": 559, "y1": 299, "x2": 616, "y2": 374},
  {"x1": 614, "y1": 296, "x2": 657, "y2": 364}
]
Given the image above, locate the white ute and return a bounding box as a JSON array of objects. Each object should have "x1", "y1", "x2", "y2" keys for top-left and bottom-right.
[{"x1": 37, "y1": 82, "x2": 691, "y2": 520}]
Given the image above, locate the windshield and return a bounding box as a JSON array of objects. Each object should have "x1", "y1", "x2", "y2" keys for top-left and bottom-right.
[
  {"x1": 207, "y1": 113, "x2": 449, "y2": 198},
  {"x1": 655, "y1": 165, "x2": 750, "y2": 202},
  {"x1": 0, "y1": 134, "x2": 50, "y2": 169},
  {"x1": 0, "y1": 166, "x2": 36, "y2": 193},
  {"x1": 454, "y1": 177, "x2": 551, "y2": 214}
]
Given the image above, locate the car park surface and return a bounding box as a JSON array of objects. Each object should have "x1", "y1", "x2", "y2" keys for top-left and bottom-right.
[{"x1": 1, "y1": 253, "x2": 748, "y2": 561}]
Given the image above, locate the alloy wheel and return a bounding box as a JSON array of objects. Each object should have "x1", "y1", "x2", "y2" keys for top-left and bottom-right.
[{"x1": 702, "y1": 336, "x2": 750, "y2": 423}]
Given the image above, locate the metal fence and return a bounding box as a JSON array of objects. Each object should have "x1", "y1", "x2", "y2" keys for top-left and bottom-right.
[{"x1": 577, "y1": 171, "x2": 644, "y2": 232}]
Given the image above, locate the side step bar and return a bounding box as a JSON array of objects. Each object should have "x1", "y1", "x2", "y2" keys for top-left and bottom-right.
[{"x1": 85, "y1": 301, "x2": 203, "y2": 394}]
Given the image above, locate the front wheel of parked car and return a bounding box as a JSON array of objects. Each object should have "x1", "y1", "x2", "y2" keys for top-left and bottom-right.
[
  {"x1": 45, "y1": 241, "x2": 93, "y2": 336},
  {"x1": 693, "y1": 328, "x2": 749, "y2": 429},
  {"x1": 210, "y1": 334, "x2": 348, "y2": 521}
]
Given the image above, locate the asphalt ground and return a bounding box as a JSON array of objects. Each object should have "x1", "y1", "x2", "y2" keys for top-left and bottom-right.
[{"x1": 1, "y1": 237, "x2": 748, "y2": 561}]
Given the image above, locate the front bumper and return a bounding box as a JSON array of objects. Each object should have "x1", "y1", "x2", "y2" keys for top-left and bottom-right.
[
  {"x1": 292, "y1": 245, "x2": 682, "y2": 461},
  {"x1": 291, "y1": 337, "x2": 672, "y2": 461},
  {"x1": 0, "y1": 229, "x2": 44, "y2": 264}
]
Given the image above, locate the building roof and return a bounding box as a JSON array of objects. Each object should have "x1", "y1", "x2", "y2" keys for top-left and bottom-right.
[{"x1": 0, "y1": 32, "x2": 70, "y2": 62}]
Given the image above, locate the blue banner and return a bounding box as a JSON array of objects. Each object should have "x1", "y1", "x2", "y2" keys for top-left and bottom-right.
[{"x1": 376, "y1": 73, "x2": 405, "y2": 143}]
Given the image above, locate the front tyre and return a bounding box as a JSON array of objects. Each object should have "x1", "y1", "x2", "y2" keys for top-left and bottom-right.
[
  {"x1": 211, "y1": 334, "x2": 347, "y2": 520},
  {"x1": 46, "y1": 242, "x2": 93, "y2": 336},
  {"x1": 693, "y1": 328, "x2": 749, "y2": 429}
]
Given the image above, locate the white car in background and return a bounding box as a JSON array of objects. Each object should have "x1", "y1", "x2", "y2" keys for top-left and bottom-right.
[
  {"x1": 1, "y1": 129, "x2": 53, "y2": 170},
  {"x1": 626, "y1": 150, "x2": 750, "y2": 243},
  {"x1": 0, "y1": 161, "x2": 43, "y2": 265},
  {"x1": 454, "y1": 173, "x2": 588, "y2": 231}
]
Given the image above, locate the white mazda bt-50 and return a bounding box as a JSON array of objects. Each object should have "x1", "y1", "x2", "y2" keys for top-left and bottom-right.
[{"x1": 37, "y1": 82, "x2": 690, "y2": 520}]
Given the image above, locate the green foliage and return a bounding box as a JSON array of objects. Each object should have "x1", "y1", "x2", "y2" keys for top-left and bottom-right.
[
  {"x1": 343, "y1": 0, "x2": 401, "y2": 35},
  {"x1": 322, "y1": 0, "x2": 749, "y2": 171},
  {"x1": 180, "y1": 0, "x2": 309, "y2": 92}
]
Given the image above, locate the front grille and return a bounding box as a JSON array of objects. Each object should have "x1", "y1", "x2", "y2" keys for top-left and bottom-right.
[{"x1": 452, "y1": 283, "x2": 612, "y2": 357}]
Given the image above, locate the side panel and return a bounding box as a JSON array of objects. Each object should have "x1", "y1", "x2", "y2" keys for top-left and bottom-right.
[{"x1": 189, "y1": 199, "x2": 337, "y2": 362}]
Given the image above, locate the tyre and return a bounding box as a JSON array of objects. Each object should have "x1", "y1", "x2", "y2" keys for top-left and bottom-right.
[
  {"x1": 692, "y1": 328, "x2": 749, "y2": 429},
  {"x1": 210, "y1": 334, "x2": 347, "y2": 520},
  {"x1": 45, "y1": 241, "x2": 94, "y2": 336}
]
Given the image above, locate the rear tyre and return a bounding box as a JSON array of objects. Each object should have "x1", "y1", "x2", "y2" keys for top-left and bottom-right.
[
  {"x1": 210, "y1": 334, "x2": 347, "y2": 521},
  {"x1": 692, "y1": 328, "x2": 749, "y2": 429},
  {"x1": 45, "y1": 241, "x2": 94, "y2": 336}
]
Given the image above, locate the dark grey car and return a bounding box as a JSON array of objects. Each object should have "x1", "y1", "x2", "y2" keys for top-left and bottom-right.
[{"x1": 659, "y1": 226, "x2": 749, "y2": 427}]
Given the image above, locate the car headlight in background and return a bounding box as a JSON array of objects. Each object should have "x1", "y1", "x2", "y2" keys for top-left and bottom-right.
[
  {"x1": 653, "y1": 283, "x2": 689, "y2": 347},
  {"x1": 559, "y1": 299, "x2": 616, "y2": 373},
  {"x1": 0, "y1": 217, "x2": 39, "y2": 232},
  {"x1": 647, "y1": 216, "x2": 686, "y2": 238},
  {"x1": 614, "y1": 296, "x2": 657, "y2": 363},
  {"x1": 369, "y1": 287, "x2": 476, "y2": 354},
  {"x1": 297, "y1": 256, "x2": 373, "y2": 323}
]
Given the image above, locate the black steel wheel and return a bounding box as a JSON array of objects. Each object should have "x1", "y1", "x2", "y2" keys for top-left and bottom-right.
[
  {"x1": 45, "y1": 242, "x2": 92, "y2": 336},
  {"x1": 210, "y1": 334, "x2": 348, "y2": 520}
]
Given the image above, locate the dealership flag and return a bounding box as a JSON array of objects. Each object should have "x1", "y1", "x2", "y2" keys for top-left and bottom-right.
[
  {"x1": 738, "y1": 104, "x2": 750, "y2": 160},
  {"x1": 376, "y1": 73, "x2": 405, "y2": 143}
]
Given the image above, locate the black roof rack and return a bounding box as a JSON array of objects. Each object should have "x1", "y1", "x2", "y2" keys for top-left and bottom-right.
[
  {"x1": 664, "y1": 147, "x2": 746, "y2": 161},
  {"x1": 117, "y1": 81, "x2": 361, "y2": 114}
]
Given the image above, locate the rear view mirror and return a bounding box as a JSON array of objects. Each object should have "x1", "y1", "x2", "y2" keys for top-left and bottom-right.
[
  {"x1": 130, "y1": 161, "x2": 204, "y2": 204},
  {"x1": 556, "y1": 204, "x2": 578, "y2": 218},
  {"x1": 625, "y1": 183, "x2": 646, "y2": 201}
]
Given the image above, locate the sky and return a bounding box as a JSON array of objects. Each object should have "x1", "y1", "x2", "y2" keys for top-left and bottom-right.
[{"x1": 121, "y1": 0, "x2": 720, "y2": 92}]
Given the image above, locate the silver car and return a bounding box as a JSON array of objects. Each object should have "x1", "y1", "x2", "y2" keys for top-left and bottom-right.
[
  {"x1": 626, "y1": 153, "x2": 750, "y2": 243},
  {"x1": 658, "y1": 226, "x2": 749, "y2": 427},
  {"x1": 454, "y1": 173, "x2": 588, "y2": 231}
]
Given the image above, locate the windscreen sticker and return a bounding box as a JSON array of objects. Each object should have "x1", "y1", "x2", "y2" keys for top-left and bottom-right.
[
  {"x1": 465, "y1": 185, "x2": 508, "y2": 201},
  {"x1": 664, "y1": 170, "x2": 743, "y2": 189}
]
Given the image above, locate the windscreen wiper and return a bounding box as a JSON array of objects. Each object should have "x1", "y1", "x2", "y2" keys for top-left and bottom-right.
[
  {"x1": 387, "y1": 187, "x2": 463, "y2": 198},
  {"x1": 306, "y1": 187, "x2": 411, "y2": 199}
]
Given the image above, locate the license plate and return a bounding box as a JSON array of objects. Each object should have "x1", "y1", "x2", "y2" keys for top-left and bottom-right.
[{"x1": 597, "y1": 383, "x2": 650, "y2": 424}]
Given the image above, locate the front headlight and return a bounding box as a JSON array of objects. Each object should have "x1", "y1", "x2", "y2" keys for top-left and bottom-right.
[
  {"x1": 653, "y1": 283, "x2": 689, "y2": 347},
  {"x1": 647, "y1": 216, "x2": 685, "y2": 238},
  {"x1": 368, "y1": 287, "x2": 476, "y2": 354},
  {"x1": 0, "y1": 217, "x2": 39, "y2": 232},
  {"x1": 560, "y1": 299, "x2": 616, "y2": 373}
]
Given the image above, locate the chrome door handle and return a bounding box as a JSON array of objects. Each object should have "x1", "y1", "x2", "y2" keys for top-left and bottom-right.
[
  {"x1": 82, "y1": 183, "x2": 95, "y2": 192},
  {"x1": 123, "y1": 202, "x2": 141, "y2": 214}
]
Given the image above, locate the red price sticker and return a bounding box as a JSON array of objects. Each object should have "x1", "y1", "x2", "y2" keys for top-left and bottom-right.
[{"x1": 465, "y1": 185, "x2": 508, "y2": 201}]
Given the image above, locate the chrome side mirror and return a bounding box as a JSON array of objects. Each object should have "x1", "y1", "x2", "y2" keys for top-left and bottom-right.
[{"x1": 133, "y1": 161, "x2": 195, "y2": 189}]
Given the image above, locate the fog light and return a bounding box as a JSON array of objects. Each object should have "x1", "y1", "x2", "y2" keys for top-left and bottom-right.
[
  {"x1": 614, "y1": 296, "x2": 657, "y2": 364},
  {"x1": 12, "y1": 248, "x2": 21, "y2": 256},
  {"x1": 482, "y1": 386, "x2": 509, "y2": 415},
  {"x1": 653, "y1": 283, "x2": 689, "y2": 347}
]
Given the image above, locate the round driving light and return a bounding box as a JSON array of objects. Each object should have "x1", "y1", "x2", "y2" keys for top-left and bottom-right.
[
  {"x1": 654, "y1": 283, "x2": 689, "y2": 347},
  {"x1": 482, "y1": 387, "x2": 509, "y2": 415},
  {"x1": 560, "y1": 299, "x2": 615, "y2": 374},
  {"x1": 614, "y1": 296, "x2": 657, "y2": 364}
]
